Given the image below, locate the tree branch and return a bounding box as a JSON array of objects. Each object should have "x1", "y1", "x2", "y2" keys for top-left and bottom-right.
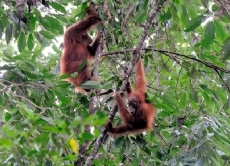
[
  {"x1": 102, "y1": 48, "x2": 230, "y2": 74},
  {"x1": 74, "y1": 32, "x2": 104, "y2": 166},
  {"x1": 214, "y1": 69, "x2": 230, "y2": 94}
]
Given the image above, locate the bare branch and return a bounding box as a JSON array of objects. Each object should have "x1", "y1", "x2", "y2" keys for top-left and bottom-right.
[
  {"x1": 102, "y1": 48, "x2": 230, "y2": 74},
  {"x1": 214, "y1": 69, "x2": 230, "y2": 94}
]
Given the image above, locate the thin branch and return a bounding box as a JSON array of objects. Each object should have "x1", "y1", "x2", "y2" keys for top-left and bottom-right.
[
  {"x1": 102, "y1": 48, "x2": 230, "y2": 74},
  {"x1": 214, "y1": 69, "x2": 230, "y2": 94},
  {"x1": 84, "y1": 0, "x2": 167, "y2": 165},
  {"x1": 157, "y1": 49, "x2": 230, "y2": 73}
]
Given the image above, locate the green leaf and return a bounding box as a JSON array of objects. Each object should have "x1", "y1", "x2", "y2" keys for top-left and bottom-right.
[
  {"x1": 188, "y1": 92, "x2": 198, "y2": 110},
  {"x1": 83, "y1": 114, "x2": 97, "y2": 125},
  {"x1": 59, "y1": 74, "x2": 71, "y2": 79},
  {"x1": 49, "y1": 2, "x2": 66, "y2": 13},
  {"x1": 13, "y1": 24, "x2": 21, "y2": 39},
  {"x1": 27, "y1": 33, "x2": 34, "y2": 51},
  {"x1": 18, "y1": 31, "x2": 26, "y2": 52},
  {"x1": 91, "y1": 117, "x2": 108, "y2": 126},
  {"x1": 82, "y1": 132, "x2": 94, "y2": 140},
  {"x1": 42, "y1": 125, "x2": 66, "y2": 133},
  {"x1": 93, "y1": 129, "x2": 100, "y2": 137},
  {"x1": 202, "y1": 21, "x2": 215, "y2": 47},
  {"x1": 135, "y1": 10, "x2": 146, "y2": 23},
  {"x1": 28, "y1": 14, "x2": 36, "y2": 31},
  {"x1": 114, "y1": 136, "x2": 125, "y2": 148},
  {"x1": 39, "y1": 15, "x2": 63, "y2": 35},
  {"x1": 5, "y1": 23, "x2": 12, "y2": 44},
  {"x1": 53, "y1": 14, "x2": 69, "y2": 23},
  {"x1": 80, "y1": 81, "x2": 101, "y2": 89},
  {"x1": 185, "y1": 15, "x2": 205, "y2": 32},
  {"x1": 221, "y1": 37, "x2": 230, "y2": 61},
  {"x1": 179, "y1": 93, "x2": 186, "y2": 109},
  {"x1": 45, "y1": 16, "x2": 63, "y2": 34},
  {"x1": 214, "y1": 20, "x2": 227, "y2": 41},
  {"x1": 5, "y1": 112, "x2": 12, "y2": 121},
  {"x1": 40, "y1": 30, "x2": 55, "y2": 39},
  {"x1": 210, "y1": 156, "x2": 222, "y2": 166},
  {"x1": 77, "y1": 60, "x2": 87, "y2": 72},
  {"x1": 0, "y1": 138, "x2": 13, "y2": 149},
  {"x1": 53, "y1": 89, "x2": 71, "y2": 105},
  {"x1": 56, "y1": 81, "x2": 70, "y2": 88},
  {"x1": 181, "y1": 5, "x2": 189, "y2": 25},
  {"x1": 165, "y1": 9, "x2": 172, "y2": 21}
]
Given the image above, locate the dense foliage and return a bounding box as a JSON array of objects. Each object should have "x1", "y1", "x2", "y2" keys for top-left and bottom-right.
[{"x1": 0, "y1": 0, "x2": 230, "y2": 165}]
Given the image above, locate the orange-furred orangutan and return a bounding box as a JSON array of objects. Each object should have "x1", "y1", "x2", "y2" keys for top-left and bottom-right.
[
  {"x1": 60, "y1": 3, "x2": 103, "y2": 93},
  {"x1": 106, "y1": 58, "x2": 155, "y2": 136}
]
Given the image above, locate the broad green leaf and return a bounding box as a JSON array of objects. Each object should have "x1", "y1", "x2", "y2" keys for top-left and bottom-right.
[
  {"x1": 13, "y1": 24, "x2": 21, "y2": 39},
  {"x1": 82, "y1": 132, "x2": 94, "y2": 140},
  {"x1": 28, "y1": 14, "x2": 36, "y2": 31},
  {"x1": 160, "y1": 10, "x2": 172, "y2": 23},
  {"x1": 114, "y1": 136, "x2": 125, "y2": 148},
  {"x1": 59, "y1": 73, "x2": 71, "y2": 79},
  {"x1": 77, "y1": 60, "x2": 87, "y2": 72},
  {"x1": 5, "y1": 23, "x2": 12, "y2": 44},
  {"x1": 27, "y1": 33, "x2": 34, "y2": 51},
  {"x1": 39, "y1": 16, "x2": 50, "y2": 30},
  {"x1": 210, "y1": 156, "x2": 222, "y2": 166},
  {"x1": 1, "y1": 17, "x2": 7, "y2": 27},
  {"x1": 35, "y1": 133, "x2": 49, "y2": 146},
  {"x1": 91, "y1": 117, "x2": 108, "y2": 126},
  {"x1": 188, "y1": 92, "x2": 198, "y2": 110},
  {"x1": 34, "y1": 31, "x2": 42, "y2": 44},
  {"x1": 83, "y1": 114, "x2": 97, "y2": 125},
  {"x1": 135, "y1": 10, "x2": 146, "y2": 23},
  {"x1": 5, "y1": 112, "x2": 12, "y2": 121},
  {"x1": 18, "y1": 31, "x2": 26, "y2": 52},
  {"x1": 181, "y1": 5, "x2": 189, "y2": 25},
  {"x1": 124, "y1": 138, "x2": 132, "y2": 155},
  {"x1": 42, "y1": 125, "x2": 66, "y2": 133},
  {"x1": 93, "y1": 129, "x2": 100, "y2": 137},
  {"x1": 0, "y1": 138, "x2": 13, "y2": 149},
  {"x1": 179, "y1": 93, "x2": 186, "y2": 109},
  {"x1": 80, "y1": 81, "x2": 101, "y2": 89},
  {"x1": 214, "y1": 20, "x2": 227, "y2": 41},
  {"x1": 45, "y1": 16, "x2": 63, "y2": 34},
  {"x1": 40, "y1": 30, "x2": 55, "y2": 39},
  {"x1": 49, "y1": 2, "x2": 66, "y2": 13},
  {"x1": 53, "y1": 14, "x2": 69, "y2": 23},
  {"x1": 170, "y1": 4, "x2": 179, "y2": 22},
  {"x1": 185, "y1": 15, "x2": 205, "y2": 32},
  {"x1": 142, "y1": 0, "x2": 149, "y2": 10},
  {"x1": 202, "y1": 21, "x2": 215, "y2": 47},
  {"x1": 53, "y1": 89, "x2": 71, "y2": 105},
  {"x1": 187, "y1": 1, "x2": 197, "y2": 18},
  {"x1": 56, "y1": 81, "x2": 70, "y2": 88},
  {"x1": 157, "y1": 110, "x2": 171, "y2": 118},
  {"x1": 221, "y1": 37, "x2": 230, "y2": 61},
  {"x1": 132, "y1": 155, "x2": 139, "y2": 166},
  {"x1": 39, "y1": 15, "x2": 63, "y2": 35}
]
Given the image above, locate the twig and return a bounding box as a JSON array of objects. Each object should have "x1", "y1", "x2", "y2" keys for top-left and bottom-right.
[
  {"x1": 102, "y1": 48, "x2": 230, "y2": 74},
  {"x1": 84, "y1": 0, "x2": 167, "y2": 165},
  {"x1": 214, "y1": 69, "x2": 230, "y2": 94}
]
